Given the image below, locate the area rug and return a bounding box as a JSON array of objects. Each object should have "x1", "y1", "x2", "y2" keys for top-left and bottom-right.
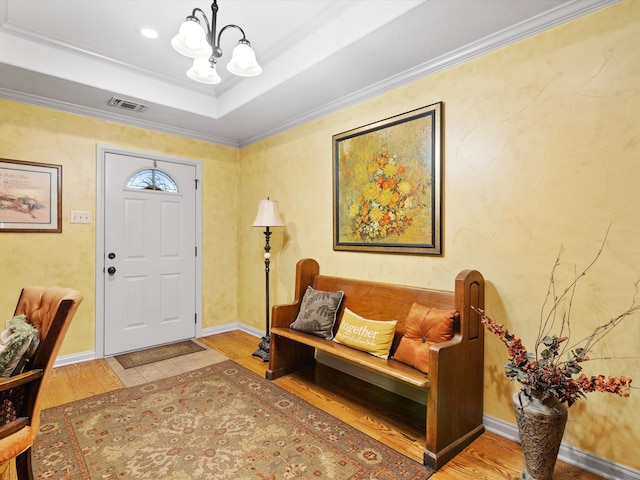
[
  {"x1": 33, "y1": 360, "x2": 433, "y2": 480},
  {"x1": 114, "y1": 340, "x2": 206, "y2": 369}
]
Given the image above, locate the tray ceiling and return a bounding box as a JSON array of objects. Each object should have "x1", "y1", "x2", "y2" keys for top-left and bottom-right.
[{"x1": 0, "y1": 0, "x2": 617, "y2": 146}]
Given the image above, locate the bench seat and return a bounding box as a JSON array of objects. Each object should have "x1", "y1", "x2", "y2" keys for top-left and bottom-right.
[
  {"x1": 270, "y1": 326, "x2": 430, "y2": 388},
  {"x1": 266, "y1": 258, "x2": 485, "y2": 470}
]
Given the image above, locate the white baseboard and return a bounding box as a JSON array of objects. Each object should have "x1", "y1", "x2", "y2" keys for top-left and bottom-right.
[
  {"x1": 53, "y1": 325, "x2": 639, "y2": 479},
  {"x1": 201, "y1": 322, "x2": 263, "y2": 338},
  {"x1": 53, "y1": 350, "x2": 95, "y2": 368}
]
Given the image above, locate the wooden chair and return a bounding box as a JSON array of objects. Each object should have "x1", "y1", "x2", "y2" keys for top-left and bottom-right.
[{"x1": 0, "y1": 287, "x2": 83, "y2": 480}]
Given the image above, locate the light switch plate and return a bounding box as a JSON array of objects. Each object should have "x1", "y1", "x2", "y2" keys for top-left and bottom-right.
[{"x1": 71, "y1": 210, "x2": 91, "y2": 224}]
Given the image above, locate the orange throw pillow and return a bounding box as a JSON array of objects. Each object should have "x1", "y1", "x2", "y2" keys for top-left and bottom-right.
[{"x1": 393, "y1": 303, "x2": 456, "y2": 373}]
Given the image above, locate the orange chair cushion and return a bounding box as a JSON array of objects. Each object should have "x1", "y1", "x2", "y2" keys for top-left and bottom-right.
[{"x1": 0, "y1": 425, "x2": 33, "y2": 463}]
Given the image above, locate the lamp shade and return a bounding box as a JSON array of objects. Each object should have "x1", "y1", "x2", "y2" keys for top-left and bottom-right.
[
  {"x1": 226, "y1": 41, "x2": 262, "y2": 77},
  {"x1": 186, "y1": 58, "x2": 221, "y2": 84},
  {"x1": 171, "y1": 19, "x2": 212, "y2": 59},
  {"x1": 252, "y1": 199, "x2": 284, "y2": 227}
]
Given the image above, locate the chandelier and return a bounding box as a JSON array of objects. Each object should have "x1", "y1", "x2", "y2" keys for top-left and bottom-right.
[{"x1": 171, "y1": 0, "x2": 261, "y2": 85}]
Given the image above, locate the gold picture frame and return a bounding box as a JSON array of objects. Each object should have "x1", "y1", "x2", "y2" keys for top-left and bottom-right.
[
  {"x1": 0, "y1": 158, "x2": 62, "y2": 233},
  {"x1": 333, "y1": 103, "x2": 442, "y2": 255}
]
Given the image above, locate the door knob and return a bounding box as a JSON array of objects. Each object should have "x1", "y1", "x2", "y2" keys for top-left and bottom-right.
[{"x1": 107, "y1": 266, "x2": 116, "y2": 275}]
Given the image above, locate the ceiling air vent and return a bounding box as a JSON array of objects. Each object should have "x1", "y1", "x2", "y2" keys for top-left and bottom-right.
[{"x1": 108, "y1": 97, "x2": 147, "y2": 113}]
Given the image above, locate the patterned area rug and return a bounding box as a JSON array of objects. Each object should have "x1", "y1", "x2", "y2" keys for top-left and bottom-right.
[
  {"x1": 34, "y1": 360, "x2": 433, "y2": 479},
  {"x1": 114, "y1": 340, "x2": 206, "y2": 369}
]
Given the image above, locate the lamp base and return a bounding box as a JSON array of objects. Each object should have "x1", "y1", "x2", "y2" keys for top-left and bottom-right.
[{"x1": 251, "y1": 335, "x2": 270, "y2": 362}]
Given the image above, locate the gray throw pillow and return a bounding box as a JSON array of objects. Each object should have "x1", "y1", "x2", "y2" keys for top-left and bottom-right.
[{"x1": 290, "y1": 286, "x2": 344, "y2": 339}]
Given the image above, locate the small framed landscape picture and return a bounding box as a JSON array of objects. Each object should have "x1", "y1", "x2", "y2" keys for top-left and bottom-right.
[{"x1": 0, "y1": 158, "x2": 62, "y2": 233}]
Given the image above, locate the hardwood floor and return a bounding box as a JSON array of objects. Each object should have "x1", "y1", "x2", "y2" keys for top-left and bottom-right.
[{"x1": 25, "y1": 330, "x2": 603, "y2": 479}]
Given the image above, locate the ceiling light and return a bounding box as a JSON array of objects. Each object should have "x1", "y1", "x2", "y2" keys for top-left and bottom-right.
[
  {"x1": 171, "y1": 0, "x2": 261, "y2": 85},
  {"x1": 137, "y1": 26, "x2": 159, "y2": 39}
]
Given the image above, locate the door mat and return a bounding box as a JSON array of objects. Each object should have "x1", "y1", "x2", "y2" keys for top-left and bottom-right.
[{"x1": 114, "y1": 340, "x2": 206, "y2": 369}]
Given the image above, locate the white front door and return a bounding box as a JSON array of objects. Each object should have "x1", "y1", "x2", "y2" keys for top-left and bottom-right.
[{"x1": 103, "y1": 152, "x2": 197, "y2": 355}]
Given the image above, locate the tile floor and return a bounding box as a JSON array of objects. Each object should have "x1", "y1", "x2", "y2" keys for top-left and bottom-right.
[{"x1": 105, "y1": 339, "x2": 228, "y2": 387}]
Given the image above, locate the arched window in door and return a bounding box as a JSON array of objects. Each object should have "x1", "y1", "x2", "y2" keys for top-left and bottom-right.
[{"x1": 126, "y1": 169, "x2": 179, "y2": 193}]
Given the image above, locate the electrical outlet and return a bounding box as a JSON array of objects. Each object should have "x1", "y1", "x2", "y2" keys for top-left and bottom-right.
[{"x1": 70, "y1": 210, "x2": 91, "y2": 224}]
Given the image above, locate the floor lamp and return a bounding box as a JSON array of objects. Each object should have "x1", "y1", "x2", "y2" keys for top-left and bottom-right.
[{"x1": 251, "y1": 198, "x2": 284, "y2": 362}]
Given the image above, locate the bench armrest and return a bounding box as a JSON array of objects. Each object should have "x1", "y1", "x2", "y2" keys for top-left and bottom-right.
[{"x1": 271, "y1": 303, "x2": 301, "y2": 328}]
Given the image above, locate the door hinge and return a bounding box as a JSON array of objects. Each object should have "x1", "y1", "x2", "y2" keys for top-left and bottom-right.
[
  {"x1": 195, "y1": 179, "x2": 199, "y2": 190},
  {"x1": 195, "y1": 313, "x2": 198, "y2": 324},
  {"x1": 195, "y1": 246, "x2": 198, "y2": 257}
]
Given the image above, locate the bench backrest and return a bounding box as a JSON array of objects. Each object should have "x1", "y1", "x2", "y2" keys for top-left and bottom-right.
[{"x1": 313, "y1": 274, "x2": 459, "y2": 353}]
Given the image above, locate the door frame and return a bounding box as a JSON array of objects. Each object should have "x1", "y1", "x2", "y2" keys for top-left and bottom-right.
[{"x1": 95, "y1": 144, "x2": 203, "y2": 359}]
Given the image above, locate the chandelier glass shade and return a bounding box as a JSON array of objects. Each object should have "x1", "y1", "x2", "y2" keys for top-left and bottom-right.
[
  {"x1": 171, "y1": 20, "x2": 212, "y2": 58},
  {"x1": 227, "y1": 40, "x2": 261, "y2": 77},
  {"x1": 171, "y1": 0, "x2": 261, "y2": 85},
  {"x1": 186, "y1": 57, "x2": 221, "y2": 84}
]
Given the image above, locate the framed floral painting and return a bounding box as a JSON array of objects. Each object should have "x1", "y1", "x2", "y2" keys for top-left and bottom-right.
[{"x1": 333, "y1": 103, "x2": 442, "y2": 255}]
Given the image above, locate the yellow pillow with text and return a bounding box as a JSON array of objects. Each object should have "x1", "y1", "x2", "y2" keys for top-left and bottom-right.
[{"x1": 333, "y1": 308, "x2": 397, "y2": 359}]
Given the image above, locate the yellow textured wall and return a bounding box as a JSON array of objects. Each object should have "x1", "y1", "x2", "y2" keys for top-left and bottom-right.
[
  {"x1": 238, "y1": 0, "x2": 640, "y2": 469},
  {"x1": 0, "y1": 101, "x2": 239, "y2": 355},
  {"x1": 1, "y1": 0, "x2": 638, "y2": 470}
]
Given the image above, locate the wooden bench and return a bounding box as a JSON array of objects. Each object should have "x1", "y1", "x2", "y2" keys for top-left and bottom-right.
[{"x1": 266, "y1": 258, "x2": 485, "y2": 470}]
